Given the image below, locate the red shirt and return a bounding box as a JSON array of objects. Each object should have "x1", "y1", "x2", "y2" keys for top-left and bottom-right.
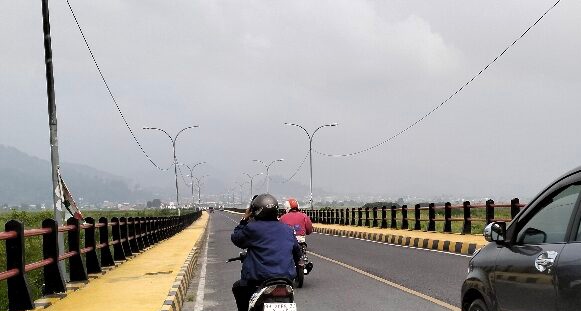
[{"x1": 279, "y1": 210, "x2": 313, "y2": 236}]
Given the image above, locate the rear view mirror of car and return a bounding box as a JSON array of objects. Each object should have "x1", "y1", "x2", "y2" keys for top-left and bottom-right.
[{"x1": 484, "y1": 221, "x2": 506, "y2": 243}]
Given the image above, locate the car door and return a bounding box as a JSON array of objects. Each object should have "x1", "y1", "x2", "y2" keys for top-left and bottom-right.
[
  {"x1": 493, "y1": 182, "x2": 581, "y2": 311},
  {"x1": 556, "y1": 203, "x2": 581, "y2": 310}
]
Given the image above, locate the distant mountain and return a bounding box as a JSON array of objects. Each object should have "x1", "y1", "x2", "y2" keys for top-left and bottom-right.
[{"x1": 0, "y1": 145, "x2": 153, "y2": 205}]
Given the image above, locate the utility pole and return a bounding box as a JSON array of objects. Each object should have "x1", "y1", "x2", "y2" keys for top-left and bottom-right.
[{"x1": 42, "y1": 0, "x2": 66, "y2": 276}]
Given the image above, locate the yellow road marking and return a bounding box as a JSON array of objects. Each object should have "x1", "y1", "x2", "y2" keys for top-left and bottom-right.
[{"x1": 309, "y1": 251, "x2": 461, "y2": 311}]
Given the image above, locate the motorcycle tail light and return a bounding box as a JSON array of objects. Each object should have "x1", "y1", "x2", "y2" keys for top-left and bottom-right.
[{"x1": 269, "y1": 286, "x2": 291, "y2": 297}]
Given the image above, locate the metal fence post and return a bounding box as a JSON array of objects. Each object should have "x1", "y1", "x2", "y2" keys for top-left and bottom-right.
[
  {"x1": 444, "y1": 202, "x2": 452, "y2": 233},
  {"x1": 428, "y1": 203, "x2": 436, "y2": 231},
  {"x1": 111, "y1": 217, "x2": 126, "y2": 261},
  {"x1": 351, "y1": 208, "x2": 356, "y2": 226},
  {"x1": 84, "y1": 217, "x2": 101, "y2": 274},
  {"x1": 401, "y1": 205, "x2": 409, "y2": 229},
  {"x1": 357, "y1": 208, "x2": 363, "y2": 226},
  {"x1": 5, "y1": 220, "x2": 34, "y2": 310},
  {"x1": 340, "y1": 209, "x2": 345, "y2": 225},
  {"x1": 414, "y1": 204, "x2": 421, "y2": 230},
  {"x1": 120, "y1": 217, "x2": 133, "y2": 257},
  {"x1": 42, "y1": 218, "x2": 66, "y2": 295},
  {"x1": 390, "y1": 205, "x2": 397, "y2": 229},
  {"x1": 462, "y1": 201, "x2": 472, "y2": 234},
  {"x1": 511, "y1": 198, "x2": 520, "y2": 219},
  {"x1": 67, "y1": 217, "x2": 88, "y2": 281},
  {"x1": 380, "y1": 206, "x2": 387, "y2": 229},
  {"x1": 98, "y1": 217, "x2": 115, "y2": 267},
  {"x1": 128, "y1": 217, "x2": 139, "y2": 254},
  {"x1": 335, "y1": 209, "x2": 340, "y2": 224},
  {"x1": 140, "y1": 217, "x2": 150, "y2": 249},
  {"x1": 486, "y1": 199, "x2": 495, "y2": 225},
  {"x1": 372, "y1": 207, "x2": 378, "y2": 228}
]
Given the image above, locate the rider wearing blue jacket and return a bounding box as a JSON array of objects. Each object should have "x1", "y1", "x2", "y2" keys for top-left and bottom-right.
[{"x1": 231, "y1": 194, "x2": 302, "y2": 311}]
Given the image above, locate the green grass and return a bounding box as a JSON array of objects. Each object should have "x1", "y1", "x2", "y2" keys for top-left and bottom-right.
[{"x1": 0, "y1": 208, "x2": 187, "y2": 310}]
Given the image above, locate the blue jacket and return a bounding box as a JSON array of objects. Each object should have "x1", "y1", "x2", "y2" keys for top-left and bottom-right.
[{"x1": 231, "y1": 219, "x2": 301, "y2": 283}]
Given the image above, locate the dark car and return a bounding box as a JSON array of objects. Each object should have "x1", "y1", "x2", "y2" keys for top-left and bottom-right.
[{"x1": 462, "y1": 166, "x2": 581, "y2": 311}]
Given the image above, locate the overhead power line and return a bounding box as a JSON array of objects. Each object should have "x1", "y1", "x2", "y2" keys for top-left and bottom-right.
[
  {"x1": 65, "y1": 0, "x2": 171, "y2": 171},
  {"x1": 314, "y1": 0, "x2": 561, "y2": 158},
  {"x1": 281, "y1": 151, "x2": 309, "y2": 184}
]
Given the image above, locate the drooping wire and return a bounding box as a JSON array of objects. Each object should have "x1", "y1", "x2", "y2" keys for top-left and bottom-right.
[
  {"x1": 65, "y1": 0, "x2": 171, "y2": 171},
  {"x1": 315, "y1": 0, "x2": 561, "y2": 157},
  {"x1": 280, "y1": 151, "x2": 309, "y2": 183}
]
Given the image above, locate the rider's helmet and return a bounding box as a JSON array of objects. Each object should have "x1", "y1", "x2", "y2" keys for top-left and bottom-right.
[
  {"x1": 284, "y1": 198, "x2": 299, "y2": 212},
  {"x1": 250, "y1": 193, "x2": 279, "y2": 220}
]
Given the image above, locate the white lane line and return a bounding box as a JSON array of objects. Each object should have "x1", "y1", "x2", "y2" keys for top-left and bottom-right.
[
  {"x1": 193, "y1": 222, "x2": 211, "y2": 311},
  {"x1": 316, "y1": 232, "x2": 472, "y2": 258},
  {"x1": 309, "y1": 251, "x2": 461, "y2": 311}
]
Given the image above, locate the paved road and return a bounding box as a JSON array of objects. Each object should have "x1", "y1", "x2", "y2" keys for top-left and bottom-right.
[{"x1": 184, "y1": 212, "x2": 466, "y2": 310}]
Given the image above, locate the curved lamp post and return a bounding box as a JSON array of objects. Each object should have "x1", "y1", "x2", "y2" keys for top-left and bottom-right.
[
  {"x1": 284, "y1": 122, "x2": 338, "y2": 209},
  {"x1": 181, "y1": 161, "x2": 206, "y2": 205},
  {"x1": 243, "y1": 172, "x2": 263, "y2": 201},
  {"x1": 142, "y1": 125, "x2": 198, "y2": 215},
  {"x1": 194, "y1": 174, "x2": 210, "y2": 204},
  {"x1": 252, "y1": 159, "x2": 284, "y2": 193}
]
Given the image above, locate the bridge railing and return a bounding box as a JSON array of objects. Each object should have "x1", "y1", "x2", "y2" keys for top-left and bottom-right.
[
  {"x1": 0, "y1": 211, "x2": 202, "y2": 311},
  {"x1": 304, "y1": 198, "x2": 525, "y2": 235}
]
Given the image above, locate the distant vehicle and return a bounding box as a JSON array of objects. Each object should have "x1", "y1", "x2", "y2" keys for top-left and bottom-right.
[
  {"x1": 208, "y1": 206, "x2": 214, "y2": 213},
  {"x1": 219, "y1": 205, "x2": 224, "y2": 211},
  {"x1": 462, "y1": 166, "x2": 581, "y2": 311}
]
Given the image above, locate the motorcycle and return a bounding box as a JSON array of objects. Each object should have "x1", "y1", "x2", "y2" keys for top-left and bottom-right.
[
  {"x1": 294, "y1": 236, "x2": 314, "y2": 288},
  {"x1": 228, "y1": 252, "x2": 297, "y2": 311}
]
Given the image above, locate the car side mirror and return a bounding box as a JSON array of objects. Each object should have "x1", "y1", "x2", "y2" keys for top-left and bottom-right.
[{"x1": 484, "y1": 221, "x2": 506, "y2": 243}]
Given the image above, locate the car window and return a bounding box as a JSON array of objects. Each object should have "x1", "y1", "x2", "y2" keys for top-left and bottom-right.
[{"x1": 517, "y1": 184, "x2": 581, "y2": 244}]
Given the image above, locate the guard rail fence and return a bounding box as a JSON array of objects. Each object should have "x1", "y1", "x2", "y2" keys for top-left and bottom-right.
[{"x1": 0, "y1": 211, "x2": 202, "y2": 311}]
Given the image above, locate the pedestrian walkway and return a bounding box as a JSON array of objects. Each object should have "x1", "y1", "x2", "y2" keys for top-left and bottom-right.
[
  {"x1": 44, "y1": 213, "x2": 209, "y2": 311},
  {"x1": 312, "y1": 223, "x2": 486, "y2": 255}
]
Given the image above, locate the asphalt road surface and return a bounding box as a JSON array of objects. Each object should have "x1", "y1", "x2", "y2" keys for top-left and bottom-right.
[{"x1": 183, "y1": 212, "x2": 468, "y2": 310}]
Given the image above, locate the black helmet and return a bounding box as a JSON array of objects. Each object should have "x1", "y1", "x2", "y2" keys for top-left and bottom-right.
[{"x1": 250, "y1": 194, "x2": 279, "y2": 220}]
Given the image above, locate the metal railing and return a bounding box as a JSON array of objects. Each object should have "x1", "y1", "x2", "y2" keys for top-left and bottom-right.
[
  {"x1": 0, "y1": 211, "x2": 202, "y2": 311},
  {"x1": 303, "y1": 198, "x2": 525, "y2": 234}
]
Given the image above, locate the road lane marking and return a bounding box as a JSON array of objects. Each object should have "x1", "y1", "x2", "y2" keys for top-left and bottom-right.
[
  {"x1": 308, "y1": 251, "x2": 461, "y2": 311},
  {"x1": 193, "y1": 221, "x2": 211, "y2": 311},
  {"x1": 316, "y1": 232, "x2": 472, "y2": 258}
]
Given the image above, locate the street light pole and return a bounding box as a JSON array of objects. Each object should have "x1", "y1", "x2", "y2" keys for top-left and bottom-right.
[
  {"x1": 143, "y1": 126, "x2": 198, "y2": 215},
  {"x1": 243, "y1": 172, "x2": 263, "y2": 200},
  {"x1": 194, "y1": 175, "x2": 209, "y2": 204},
  {"x1": 181, "y1": 162, "x2": 206, "y2": 205},
  {"x1": 284, "y1": 122, "x2": 338, "y2": 209},
  {"x1": 252, "y1": 159, "x2": 284, "y2": 193}
]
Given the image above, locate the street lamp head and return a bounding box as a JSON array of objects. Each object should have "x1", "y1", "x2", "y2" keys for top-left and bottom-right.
[
  {"x1": 330, "y1": 122, "x2": 339, "y2": 126},
  {"x1": 277, "y1": 158, "x2": 284, "y2": 162}
]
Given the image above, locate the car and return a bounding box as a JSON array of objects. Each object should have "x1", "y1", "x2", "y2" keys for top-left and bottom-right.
[
  {"x1": 462, "y1": 166, "x2": 581, "y2": 311},
  {"x1": 208, "y1": 206, "x2": 214, "y2": 213}
]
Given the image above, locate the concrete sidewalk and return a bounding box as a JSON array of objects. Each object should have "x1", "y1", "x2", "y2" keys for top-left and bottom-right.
[
  {"x1": 42, "y1": 213, "x2": 209, "y2": 311},
  {"x1": 313, "y1": 223, "x2": 486, "y2": 255}
]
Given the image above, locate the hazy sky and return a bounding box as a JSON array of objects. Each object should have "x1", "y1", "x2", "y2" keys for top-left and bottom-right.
[{"x1": 1, "y1": 1, "x2": 580, "y2": 201}]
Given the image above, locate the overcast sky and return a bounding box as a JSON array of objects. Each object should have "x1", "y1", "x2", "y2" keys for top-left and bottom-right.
[{"x1": 1, "y1": 0, "x2": 580, "y2": 201}]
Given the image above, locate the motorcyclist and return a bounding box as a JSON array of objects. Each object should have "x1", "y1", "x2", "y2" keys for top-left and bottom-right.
[
  {"x1": 279, "y1": 198, "x2": 313, "y2": 244},
  {"x1": 231, "y1": 194, "x2": 302, "y2": 311}
]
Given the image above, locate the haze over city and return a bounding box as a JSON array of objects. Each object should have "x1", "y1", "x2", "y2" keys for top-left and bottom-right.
[{"x1": 2, "y1": 1, "x2": 581, "y2": 204}]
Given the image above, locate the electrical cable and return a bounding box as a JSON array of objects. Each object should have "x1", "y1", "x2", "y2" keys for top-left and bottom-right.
[
  {"x1": 314, "y1": 0, "x2": 561, "y2": 157},
  {"x1": 65, "y1": 0, "x2": 171, "y2": 171},
  {"x1": 280, "y1": 151, "x2": 309, "y2": 183}
]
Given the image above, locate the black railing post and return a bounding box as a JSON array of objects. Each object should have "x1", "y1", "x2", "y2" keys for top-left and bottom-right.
[
  {"x1": 84, "y1": 217, "x2": 101, "y2": 274},
  {"x1": 462, "y1": 201, "x2": 472, "y2": 234},
  {"x1": 401, "y1": 205, "x2": 409, "y2": 229},
  {"x1": 134, "y1": 217, "x2": 144, "y2": 251},
  {"x1": 42, "y1": 218, "x2": 66, "y2": 295},
  {"x1": 98, "y1": 217, "x2": 115, "y2": 267},
  {"x1": 149, "y1": 217, "x2": 158, "y2": 244},
  {"x1": 128, "y1": 217, "x2": 139, "y2": 254},
  {"x1": 335, "y1": 209, "x2": 340, "y2": 224},
  {"x1": 120, "y1": 217, "x2": 133, "y2": 257},
  {"x1": 357, "y1": 208, "x2": 363, "y2": 226},
  {"x1": 380, "y1": 206, "x2": 388, "y2": 229},
  {"x1": 140, "y1": 217, "x2": 150, "y2": 248},
  {"x1": 351, "y1": 207, "x2": 356, "y2": 226},
  {"x1": 390, "y1": 205, "x2": 397, "y2": 229},
  {"x1": 414, "y1": 204, "x2": 421, "y2": 230},
  {"x1": 486, "y1": 199, "x2": 495, "y2": 225},
  {"x1": 444, "y1": 202, "x2": 452, "y2": 233},
  {"x1": 67, "y1": 217, "x2": 88, "y2": 281},
  {"x1": 428, "y1": 203, "x2": 436, "y2": 231},
  {"x1": 511, "y1": 198, "x2": 520, "y2": 219},
  {"x1": 372, "y1": 207, "x2": 378, "y2": 228},
  {"x1": 343, "y1": 208, "x2": 349, "y2": 225},
  {"x1": 340, "y1": 209, "x2": 345, "y2": 225},
  {"x1": 111, "y1": 217, "x2": 126, "y2": 261},
  {"x1": 364, "y1": 207, "x2": 370, "y2": 227},
  {"x1": 5, "y1": 220, "x2": 34, "y2": 310}
]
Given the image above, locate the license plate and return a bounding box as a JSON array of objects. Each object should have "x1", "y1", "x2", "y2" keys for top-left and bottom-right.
[{"x1": 264, "y1": 303, "x2": 297, "y2": 311}]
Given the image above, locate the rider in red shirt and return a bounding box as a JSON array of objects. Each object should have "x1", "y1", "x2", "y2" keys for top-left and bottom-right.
[{"x1": 279, "y1": 198, "x2": 313, "y2": 243}]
